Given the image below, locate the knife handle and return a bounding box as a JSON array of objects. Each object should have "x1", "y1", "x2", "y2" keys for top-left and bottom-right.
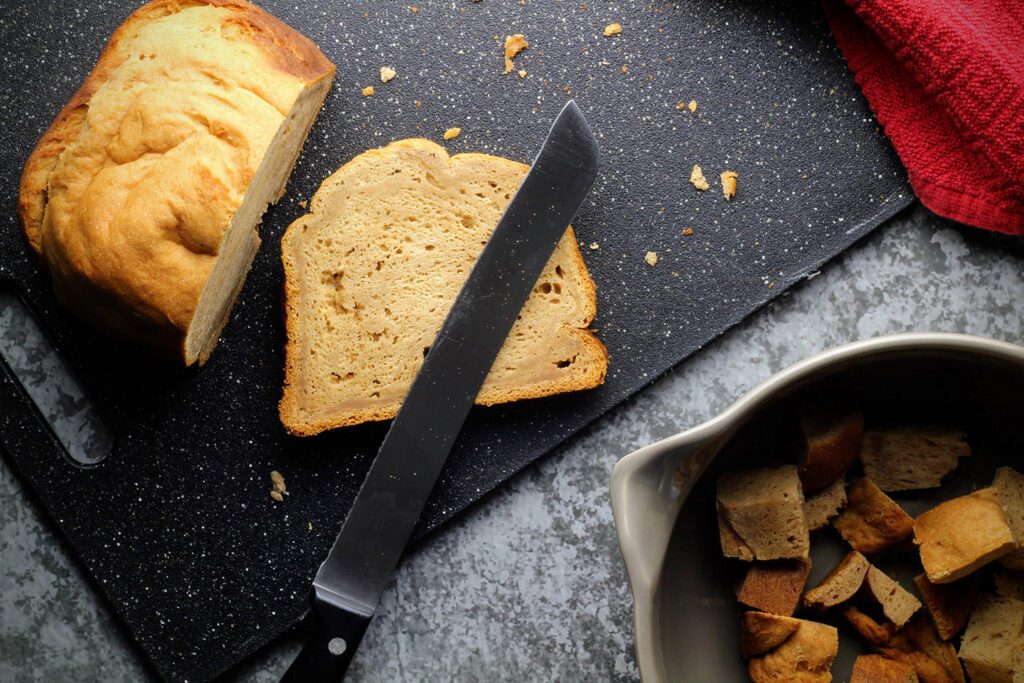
[{"x1": 281, "y1": 594, "x2": 373, "y2": 683}]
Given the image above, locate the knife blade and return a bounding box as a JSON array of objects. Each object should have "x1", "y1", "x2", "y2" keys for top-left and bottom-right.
[{"x1": 281, "y1": 100, "x2": 600, "y2": 682}]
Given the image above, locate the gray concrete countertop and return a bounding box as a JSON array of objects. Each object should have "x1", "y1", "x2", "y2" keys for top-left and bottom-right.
[{"x1": 3, "y1": 204, "x2": 1023, "y2": 682}]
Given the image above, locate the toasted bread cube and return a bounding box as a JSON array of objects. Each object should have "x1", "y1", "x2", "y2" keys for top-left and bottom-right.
[
  {"x1": 797, "y1": 396, "x2": 864, "y2": 492},
  {"x1": 747, "y1": 616, "x2": 838, "y2": 683},
  {"x1": 851, "y1": 655, "x2": 919, "y2": 683},
  {"x1": 833, "y1": 478, "x2": 914, "y2": 555},
  {"x1": 993, "y1": 467, "x2": 1024, "y2": 570},
  {"x1": 958, "y1": 594, "x2": 1024, "y2": 683},
  {"x1": 717, "y1": 466, "x2": 810, "y2": 561},
  {"x1": 738, "y1": 559, "x2": 812, "y2": 616},
  {"x1": 914, "y1": 487, "x2": 1016, "y2": 584},
  {"x1": 863, "y1": 566, "x2": 922, "y2": 628},
  {"x1": 804, "y1": 550, "x2": 870, "y2": 610},
  {"x1": 739, "y1": 611, "x2": 802, "y2": 658},
  {"x1": 914, "y1": 573, "x2": 980, "y2": 641},
  {"x1": 803, "y1": 478, "x2": 848, "y2": 531},
  {"x1": 860, "y1": 426, "x2": 969, "y2": 492}
]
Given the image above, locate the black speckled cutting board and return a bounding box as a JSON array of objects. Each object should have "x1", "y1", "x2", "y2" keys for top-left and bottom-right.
[{"x1": 0, "y1": 0, "x2": 912, "y2": 681}]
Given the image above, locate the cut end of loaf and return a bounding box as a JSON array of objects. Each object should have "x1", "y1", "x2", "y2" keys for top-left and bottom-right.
[
  {"x1": 184, "y1": 73, "x2": 334, "y2": 365},
  {"x1": 279, "y1": 138, "x2": 607, "y2": 435}
]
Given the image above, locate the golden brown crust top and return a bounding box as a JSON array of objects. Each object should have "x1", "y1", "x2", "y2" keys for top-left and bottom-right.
[{"x1": 19, "y1": 0, "x2": 334, "y2": 356}]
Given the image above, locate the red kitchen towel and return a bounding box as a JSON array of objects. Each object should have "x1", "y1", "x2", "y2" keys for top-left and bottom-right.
[{"x1": 823, "y1": 0, "x2": 1024, "y2": 235}]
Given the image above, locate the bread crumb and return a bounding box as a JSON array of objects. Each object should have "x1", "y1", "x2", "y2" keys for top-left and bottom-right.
[
  {"x1": 518, "y1": 69, "x2": 527, "y2": 78},
  {"x1": 380, "y1": 66, "x2": 396, "y2": 83},
  {"x1": 443, "y1": 127, "x2": 461, "y2": 141},
  {"x1": 409, "y1": 5, "x2": 418, "y2": 12},
  {"x1": 688, "y1": 99, "x2": 697, "y2": 113},
  {"x1": 621, "y1": 65, "x2": 629, "y2": 74},
  {"x1": 298, "y1": 200, "x2": 308, "y2": 209},
  {"x1": 589, "y1": 242, "x2": 600, "y2": 250},
  {"x1": 503, "y1": 34, "x2": 528, "y2": 74},
  {"x1": 676, "y1": 101, "x2": 687, "y2": 110},
  {"x1": 721, "y1": 170, "x2": 738, "y2": 200},
  {"x1": 689, "y1": 165, "x2": 710, "y2": 191},
  {"x1": 308, "y1": 521, "x2": 313, "y2": 530},
  {"x1": 603, "y1": 22, "x2": 622, "y2": 36},
  {"x1": 362, "y1": 85, "x2": 375, "y2": 97},
  {"x1": 645, "y1": 251, "x2": 658, "y2": 267},
  {"x1": 415, "y1": 100, "x2": 422, "y2": 107},
  {"x1": 270, "y1": 470, "x2": 287, "y2": 502},
  {"x1": 682, "y1": 227, "x2": 694, "y2": 236}
]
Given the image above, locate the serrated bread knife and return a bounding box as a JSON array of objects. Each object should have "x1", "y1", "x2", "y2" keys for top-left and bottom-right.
[{"x1": 281, "y1": 101, "x2": 600, "y2": 681}]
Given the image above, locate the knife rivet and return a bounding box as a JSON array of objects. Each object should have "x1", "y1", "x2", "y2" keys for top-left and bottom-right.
[{"x1": 328, "y1": 637, "x2": 347, "y2": 655}]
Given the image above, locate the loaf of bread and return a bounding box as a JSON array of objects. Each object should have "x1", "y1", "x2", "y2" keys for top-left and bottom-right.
[
  {"x1": 19, "y1": 0, "x2": 335, "y2": 364},
  {"x1": 278, "y1": 139, "x2": 607, "y2": 434}
]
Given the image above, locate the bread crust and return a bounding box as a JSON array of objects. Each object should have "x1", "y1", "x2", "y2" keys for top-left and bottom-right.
[
  {"x1": 19, "y1": 0, "x2": 334, "y2": 361},
  {"x1": 279, "y1": 138, "x2": 608, "y2": 435}
]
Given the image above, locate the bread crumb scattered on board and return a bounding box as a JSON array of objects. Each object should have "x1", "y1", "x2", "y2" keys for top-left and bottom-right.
[
  {"x1": 518, "y1": 69, "x2": 527, "y2": 79},
  {"x1": 645, "y1": 251, "x2": 658, "y2": 267},
  {"x1": 688, "y1": 100, "x2": 697, "y2": 113},
  {"x1": 362, "y1": 85, "x2": 375, "y2": 97},
  {"x1": 721, "y1": 171, "x2": 738, "y2": 200},
  {"x1": 503, "y1": 34, "x2": 528, "y2": 74},
  {"x1": 589, "y1": 242, "x2": 600, "y2": 250},
  {"x1": 443, "y1": 127, "x2": 461, "y2": 140},
  {"x1": 682, "y1": 227, "x2": 694, "y2": 236},
  {"x1": 270, "y1": 470, "x2": 287, "y2": 502},
  {"x1": 380, "y1": 66, "x2": 396, "y2": 83},
  {"x1": 689, "y1": 165, "x2": 710, "y2": 191},
  {"x1": 603, "y1": 22, "x2": 622, "y2": 36}
]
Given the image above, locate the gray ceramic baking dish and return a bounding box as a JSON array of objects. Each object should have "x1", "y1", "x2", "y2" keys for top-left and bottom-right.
[{"x1": 610, "y1": 333, "x2": 1024, "y2": 682}]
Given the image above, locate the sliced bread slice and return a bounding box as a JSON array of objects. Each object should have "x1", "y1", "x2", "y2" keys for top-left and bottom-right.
[
  {"x1": 859, "y1": 427, "x2": 970, "y2": 492},
  {"x1": 993, "y1": 467, "x2": 1024, "y2": 570},
  {"x1": 279, "y1": 139, "x2": 608, "y2": 434},
  {"x1": 834, "y1": 478, "x2": 915, "y2": 555},
  {"x1": 958, "y1": 593, "x2": 1024, "y2": 683},
  {"x1": 914, "y1": 487, "x2": 1016, "y2": 584},
  {"x1": 19, "y1": 0, "x2": 336, "y2": 365},
  {"x1": 738, "y1": 559, "x2": 812, "y2": 616},
  {"x1": 717, "y1": 465, "x2": 810, "y2": 561}
]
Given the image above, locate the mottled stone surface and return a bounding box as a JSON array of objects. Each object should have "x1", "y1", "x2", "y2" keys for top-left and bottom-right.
[{"x1": 2, "y1": 204, "x2": 1023, "y2": 682}]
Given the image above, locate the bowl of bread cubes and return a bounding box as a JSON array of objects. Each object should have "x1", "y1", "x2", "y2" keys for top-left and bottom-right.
[{"x1": 610, "y1": 333, "x2": 1024, "y2": 683}]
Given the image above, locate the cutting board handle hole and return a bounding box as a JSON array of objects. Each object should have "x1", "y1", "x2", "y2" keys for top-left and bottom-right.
[{"x1": 0, "y1": 288, "x2": 112, "y2": 467}]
